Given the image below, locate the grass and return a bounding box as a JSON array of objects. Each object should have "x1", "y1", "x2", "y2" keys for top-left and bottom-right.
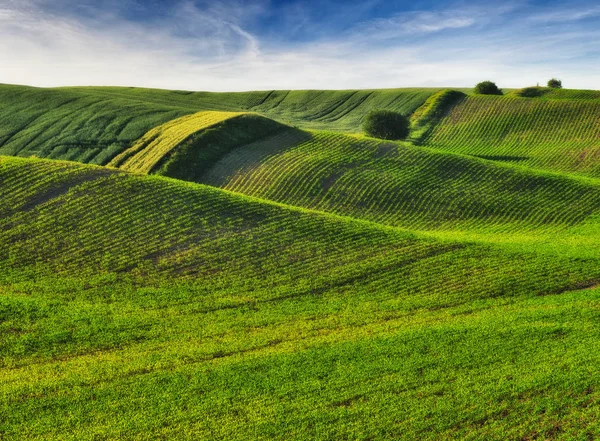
[
  {"x1": 111, "y1": 112, "x2": 288, "y2": 181},
  {"x1": 511, "y1": 87, "x2": 600, "y2": 100},
  {"x1": 155, "y1": 126, "x2": 600, "y2": 255},
  {"x1": 425, "y1": 94, "x2": 600, "y2": 177},
  {"x1": 109, "y1": 111, "x2": 244, "y2": 172},
  {"x1": 2, "y1": 156, "x2": 600, "y2": 440},
  {"x1": 5, "y1": 83, "x2": 600, "y2": 439},
  {"x1": 0, "y1": 84, "x2": 190, "y2": 165}
]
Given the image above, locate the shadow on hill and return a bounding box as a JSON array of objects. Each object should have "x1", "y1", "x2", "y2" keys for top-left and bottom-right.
[
  {"x1": 154, "y1": 114, "x2": 307, "y2": 184},
  {"x1": 474, "y1": 155, "x2": 530, "y2": 162},
  {"x1": 410, "y1": 90, "x2": 466, "y2": 145}
]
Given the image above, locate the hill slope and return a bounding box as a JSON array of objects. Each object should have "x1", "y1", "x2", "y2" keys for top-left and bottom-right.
[
  {"x1": 109, "y1": 111, "x2": 288, "y2": 176},
  {"x1": 425, "y1": 94, "x2": 600, "y2": 177},
  {"x1": 3, "y1": 156, "x2": 600, "y2": 440},
  {"x1": 132, "y1": 124, "x2": 600, "y2": 246}
]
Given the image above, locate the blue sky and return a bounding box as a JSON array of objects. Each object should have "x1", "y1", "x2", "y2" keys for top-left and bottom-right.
[{"x1": 1, "y1": 0, "x2": 599, "y2": 91}]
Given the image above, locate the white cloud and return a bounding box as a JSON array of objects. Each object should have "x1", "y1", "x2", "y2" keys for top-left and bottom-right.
[{"x1": 0, "y1": 0, "x2": 599, "y2": 91}]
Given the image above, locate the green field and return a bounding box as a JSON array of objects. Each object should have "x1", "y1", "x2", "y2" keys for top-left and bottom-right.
[{"x1": 3, "y1": 82, "x2": 600, "y2": 440}]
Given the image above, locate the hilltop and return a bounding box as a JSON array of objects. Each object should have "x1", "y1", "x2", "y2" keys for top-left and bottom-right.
[{"x1": 0, "y1": 84, "x2": 439, "y2": 165}]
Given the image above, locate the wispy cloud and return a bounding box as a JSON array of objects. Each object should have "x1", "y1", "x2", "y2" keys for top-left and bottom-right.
[
  {"x1": 529, "y1": 6, "x2": 600, "y2": 23},
  {"x1": 351, "y1": 10, "x2": 476, "y2": 41}
]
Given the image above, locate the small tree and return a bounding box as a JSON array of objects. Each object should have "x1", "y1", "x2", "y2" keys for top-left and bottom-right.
[
  {"x1": 547, "y1": 78, "x2": 563, "y2": 89},
  {"x1": 474, "y1": 81, "x2": 503, "y2": 95},
  {"x1": 363, "y1": 110, "x2": 410, "y2": 141}
]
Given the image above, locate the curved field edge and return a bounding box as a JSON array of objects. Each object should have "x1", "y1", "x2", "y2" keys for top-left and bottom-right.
[
  {"x1": 2, "y1": 156, "x2": 600, "y2": 440},
  {"x1": 108, "y1": 111, "x2": 243, "y2": 172},
  {"x1": 110, "y1": 112, "x2": 290, "y2": 179}
]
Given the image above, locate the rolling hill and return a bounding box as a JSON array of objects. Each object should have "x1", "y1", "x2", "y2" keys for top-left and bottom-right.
[
  {"x1": 3, "y1": 82, "x2": 600, "y2": 440},
  {"x1": 3, "y1": 156, "x2": 600, "y2": 440},
  {"x1": 0, "y1": 84, "x2": 439, "y2": 166},
  {"x1": 95, "y1": 105, "x2": 600, "y2": 256}
]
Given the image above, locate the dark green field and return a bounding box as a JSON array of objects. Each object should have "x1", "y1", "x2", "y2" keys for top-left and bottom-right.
[{"x1": 2, "y1": 83, "x2": 600, "y2": 440}]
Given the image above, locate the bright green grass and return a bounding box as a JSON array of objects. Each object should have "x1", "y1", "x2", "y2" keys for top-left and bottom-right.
[
  {"x1": 110, "y1": 112, "x2": 288, "y2": 180},
  {"x1": 109, "y1": 111, "x2": 243, "y2": 173},
  {"x1": 426, "y1": 94, "x2": 600, "y2": 177},
  {"x1": 2, "y1": 156, "x2": 600, "y2": 440}
]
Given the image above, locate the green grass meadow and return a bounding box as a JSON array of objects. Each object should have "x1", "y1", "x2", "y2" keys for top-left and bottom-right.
[{"x1": 2, "y1": 83, "x2": 600, "y2": 440}]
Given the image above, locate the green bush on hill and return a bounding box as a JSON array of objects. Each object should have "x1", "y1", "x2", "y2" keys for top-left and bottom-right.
[
  {"x1": 548, "y1": 78, "x2": 563, "y2": 89},
  {"x1": 363, "y1": 110, "x2": 410, "y2": 140},
  {"x1": 515, "y1": 87, "x2": 547, "y2": 98},
  {"x1": 474, "y1": 81, "x2": 503, "y2": 95}
]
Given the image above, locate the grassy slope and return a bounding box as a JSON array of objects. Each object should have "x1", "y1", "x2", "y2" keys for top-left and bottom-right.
[
  {"x1": 2, "y1": 156, "x2": 600, "y2": 440},
  {"x1": 0, "y1": 84, "x2": 438, "y2": 165},
  {"x1": 111, "y1": 112, "x2": 288, "y2": 179},
  {"x1": 0, "y1": 84, "x2": 190, "y2": 165},
  {"x1": 139, "y1": 124, "x2": 598, "y2": 255},
  {"x1": 511, "y1": 87, "x2": 600, "y2": 100},
  {"x1": 425, "y1": 94, "x2": 600, "y2": 177}
]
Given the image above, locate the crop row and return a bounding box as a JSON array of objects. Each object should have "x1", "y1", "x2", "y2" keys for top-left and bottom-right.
[
  {"x1": 3, "y1": 156, "x2": 600, "y2": 440},
  {"x1": 0, "y1": 85, "x2": 190, "y2": 165},
  {"x1": 2, "y1": 157, "x2": 597, "y2": 309}
]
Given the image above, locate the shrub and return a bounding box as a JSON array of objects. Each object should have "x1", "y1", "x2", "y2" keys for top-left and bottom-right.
[
  {"x1": 517, "y1": 87, "x2": 546, "y2": 98},
  {"x1": 474, "y1": 81, "x2": 503, "y2": 96},
  {"x1": 547, "y1": 78, "x2": 563, "y2": 89},
  {"x1": 363, "y1": 110, "x2": 410, "y2": 140}
]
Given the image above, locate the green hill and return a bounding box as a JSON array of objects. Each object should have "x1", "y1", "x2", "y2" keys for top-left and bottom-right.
[
  {"x1": 81, "y1": 86, "x2": 442, "y2": 132},
  {"x1": 108, "y1": 115, "x2": 600, "y2": 255},
  {"x1": 511, "y1": 87, "x2": 600, "y2": 100},
  {"x1": 3, "y1": 156, "x2": 600, "y2": 440},
  {"x1": 110, "y1": 111, "x2": 288, "y2": 177},
  {"x1": 424, "y1": 94, "x2": 600, "y2": 177},
  {"x1": 5, "y1": 83, "x2": 600, "y2": 439},
  {"x1": 0, "y1": 84, "x2": 439, "y2": 166}
]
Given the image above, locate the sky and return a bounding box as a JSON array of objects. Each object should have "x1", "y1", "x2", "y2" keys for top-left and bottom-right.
[{"x1": 1, "y1": 0, "x2": 599, "y2": 91}]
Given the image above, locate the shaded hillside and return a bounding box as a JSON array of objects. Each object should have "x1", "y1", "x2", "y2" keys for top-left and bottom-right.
[{"x1": 110, "y1": 112, "x2": 288, "y2": 177}]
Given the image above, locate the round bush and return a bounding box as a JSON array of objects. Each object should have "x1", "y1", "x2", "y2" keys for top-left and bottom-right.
[
  {"x1": 363, "y1": 110, "x2": 410, "y2": 140},
  {"x1": 474, "y1": 81, "x2": 503, "y2": 95},
  {"x1": 547, "y1": 78, "x2": 563, "y2": 89}
]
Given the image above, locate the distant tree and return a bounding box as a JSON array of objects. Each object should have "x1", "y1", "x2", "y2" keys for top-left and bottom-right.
[
  {"x1": 547, "y1": 78, "x2": 563, "y2": 89},
  {"x1": 363, "y1": 110, "x2": 410, "y2": 141},
  {"x1": 474, "y1": 81, "x2": 503, "y2": 95}
]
